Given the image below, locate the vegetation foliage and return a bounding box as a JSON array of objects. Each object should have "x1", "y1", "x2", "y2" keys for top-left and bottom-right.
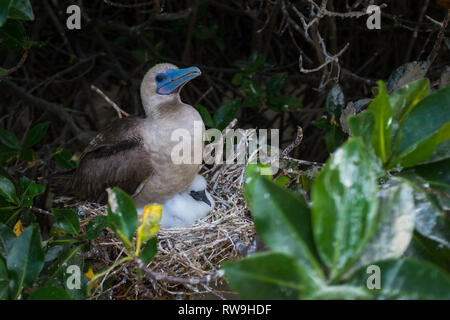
[{"x1": 0, "y1": 0, "x2": 449, "y2": 299}]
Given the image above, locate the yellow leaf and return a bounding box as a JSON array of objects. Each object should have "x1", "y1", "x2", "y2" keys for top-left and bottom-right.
[
  {"x1": 135, "y1": 204, "x2": 162, "y2": 255},
  {"x1": 13, "y1": 220, "x2": 24, "y2": 237},
  {"x1": 85, "y1": 268, "x2": 98, "y2": 289},
  {"x1": 85, "y1": 267, "x2": 95, "y2": 279}
]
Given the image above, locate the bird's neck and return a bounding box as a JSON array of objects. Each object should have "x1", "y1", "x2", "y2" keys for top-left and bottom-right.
[{"x1": 143, "y1": 94, "x2": 183, "y2": 120}]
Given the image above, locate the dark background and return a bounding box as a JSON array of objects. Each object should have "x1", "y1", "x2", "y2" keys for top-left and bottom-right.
[{"x1": 1, "y1": 0, "x2": 449, "y2": 174}]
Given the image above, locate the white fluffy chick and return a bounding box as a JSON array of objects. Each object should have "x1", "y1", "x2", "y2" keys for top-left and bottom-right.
[{"x1": 137, "y1": 175, "x2": 214, "y2": 228}]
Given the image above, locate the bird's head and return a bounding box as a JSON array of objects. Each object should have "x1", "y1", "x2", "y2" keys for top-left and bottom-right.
[
  {"x1": 187, "y1": 175, "x2": 213, "y2": 207},
  {"x1": 140, "y1": 63, "x2": 201, "y2": 115}
]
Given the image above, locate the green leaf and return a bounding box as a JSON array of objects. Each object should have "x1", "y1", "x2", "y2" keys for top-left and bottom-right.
[
  {"x1": 85, "y1": 215, "x2": 108, "y2": 240},
  {"x1": 24, "y1": 122, "x2": 49, "y2": 148},
  {"x1": 0, "y1": 127, "x2": 20, "y2": 150},
  {"x1": 222, "y1": 252, "x2": 303, "y2": 300},
  {"x1": 394, "y1": 86, "x2": 450, "y2": 167},
  {"x1": 0, "y1": 175, "x2": 16, "y2": 203},
  {"x1": 348, "y1": 110, "x2": 374, "y2": 148},
  {"x1": 0, "y1": 257, "x2": 8, "y2": 299},
  {"x1": 196, "y1": 104, "x2": 215, "y2": 128},
  {"x1": 50, "y1": 147, "x2": 77, "y2": 169},
  {"x1": 349, "y1": 259, "x2": 450, "y2": 299},
  {"x1": 405, "y1": 232, "x2": 450, "y2": 272},
  {"x1": 266, "y1": 73, "x2": 287, "y2": 95},
  {"x1": 313, "y1": 118, "x2": 345, "y2": 153},
  {"x1": 0, "y1": 19, "x2": 29, "y2": 50},
  {"x1": 389, "y1": 78, "x2": 430, "y2": 121},
  {"x1": 27, "y1": 286, "x2": 72, "y2": 300},
  {"x1": 307, "y1": 284, "x2": 372, "y2": 300},
  {"x1": 311, "y1": 138, "x2": 379, "y2": 280},
  {"x1": 421, "y1": 139, "x2": 450, "y2": 164},
  {"x1": 19, "y1": 176, "x2": 45, "y2": 207},
  {"x1": 326, "y1": 84, "x2": 345, "y2": 117},
  {"x1": 7, "y1": 0, "x2": 34, "y2": 21},
  {"x1": 0, "y1": 0, "x2": 13, "y2": 27},
  {"x1": 248, "y1": 175, "x2": 323, "y2": 278},
  {"x1": 140, "y1": 237, "x2": 157, "y2": 264},
  {"x1": 7, "y1": 224, "x2": 44, "y2": 299},
  {"x1": 51, "y1": 209, "x2": 80, "y2": 236},
  {"x1": 345, "y1": 180, "x2": 416, "y2": 277},
  {"x1": 369, "y1": 81, "x2": 392, "y2": 164},
  {"x1": 213, "y1": 99, "x2": 240, "y2": 131},
  {"x1": 106, "y1": 187, "x2": 138, "y2": 251},
  {"x1": 0, "y1": 223, "x2": 15, "y2": 259}
]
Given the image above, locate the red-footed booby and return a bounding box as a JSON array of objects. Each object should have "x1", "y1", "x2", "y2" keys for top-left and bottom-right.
[
  {"x1": 137, "y1": 174, "x2": 214, "y2": 228},
  {"x1": 71, "y1": 63, "x2": 205, "y2": 206}
]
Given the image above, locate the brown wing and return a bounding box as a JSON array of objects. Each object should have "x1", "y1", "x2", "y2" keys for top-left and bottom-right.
[{"x1": 71, "y1": 117, "x2": 154, "y2": 202}]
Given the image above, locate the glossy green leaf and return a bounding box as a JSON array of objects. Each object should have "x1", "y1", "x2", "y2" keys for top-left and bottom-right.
[
  {"x1": 0, "y1": 257, "x2": 8, "y2": 299},
  {"x1": 24, "y1": 122, "x2": 49, "y2": 148},
  {"x1": 0, "y1": 19, "x2": 28, "y2": 50},
  {"x1": 307, "y1": 284, "x2": 372, "y2": 300},
  {"x1": 7, "y1": 0, "x2": 34, "y2": 21},
  {"x1": 213, "y1": 99, "x2": 240, "y2": 131},
  {"x1": 85, "y1": 215, "x2": 108, "y2": 240},
  {"x1": 0, "y1": 175, "x2": 16, "y2": 203},
  {"x1": 244, "y1": 163, "x2": 272, "y2": 204},
  {"x1": 0, "y1": 67, "x2": 6, "y2": 75},
  {"x1": 311, "y1": 138, "x2": 379, "y2": 280},
  {"x1": 27, "y1": 286, "x2": 72, "y2": 300},
  {"x1": 19, "y1": 176, "x2": 45, "y2": 207},
  {"x1": 0, "y1": 223, "x2": 15, "y2": 259},
  {"x1": 389, "y1": 78, "x2": 430, "y2": 121},
  {"x1": 369, "y1": 81, "x2": 392, "y2": 163},
  {"x1": 51, "y1": 209, "x2": 80, "y2": 236},
  {"x1": 405, "y1": 232, "x2": 450, "y2": 272},
  {"x1": 0, "y1": 0, "x2": 13, "y2": 27},
  {"x1": 196, "y1": 104, "x2": 215, "y2": 128},
  {"x1": 345, "y1": 180, "x2": 415, "y2": 277},
  {"x1": 349, "y1": 259, "x2": 450, "y2": 299},
  {"x1": 421, "y1": 138, "x2": 450, "y2": 164},
  {"x1": 395, "y1": 86, "x2": 450, "y2": 167},
  {"x1": 326, "y1": 84, "x2": 345, "y2": 117},
  {"x1": 222, "y1": 252, "x2": 303, "y2": 300},
  {"x1": 106, "y1": 187, "x2": 138, "y2": 251},
  {"x1": 7, "y1": 224, "x2": 44, "y2": 299},
  {"x1": 249, "y1": 175, "x2": 323, "y2": 277},
  {"x1": 348, "y1": 110, "x2": 374, "y2": 148},
  {"x1": 0, "y1": 127, "x2": 20, "y2": 150},
  {"x1": 140, "y1": 237, "x2": 157, "y2": 264}
]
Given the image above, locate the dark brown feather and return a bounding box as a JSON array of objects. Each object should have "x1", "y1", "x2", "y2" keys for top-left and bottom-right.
[{"x1": 70, "y1": 117, "x2": 154, "y2": 202}]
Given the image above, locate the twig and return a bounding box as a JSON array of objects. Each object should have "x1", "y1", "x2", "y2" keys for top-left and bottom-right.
[
  {"x1": 135, "y1": 257, "x2": 225, "y2": 285},
  {"x1": 427, "y1": 9, "x2": 450, "y2": 69},
  {"x1": 103, "y1": 0, "x2": 154, "y2": 8},
  {"x1": 281, "y1": 126, "x2": 303, "y2": 157},
  {"x1": 281, "y1": 156, "x2": 323, "y2": 167},
  {"x1": 0, "y1": 51, "x2": 29, "y2": 77},
  {"x1": 30, "y1": 206, "x2": 53, "y2": 216},
  {"x1": 90, "y1": 85, "x2": 130, "y2": 118}
]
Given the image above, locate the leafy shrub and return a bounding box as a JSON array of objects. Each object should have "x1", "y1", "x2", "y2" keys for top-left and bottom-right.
[{"x1": 223, "y1": 79, "x2": 450, "y2": 300}]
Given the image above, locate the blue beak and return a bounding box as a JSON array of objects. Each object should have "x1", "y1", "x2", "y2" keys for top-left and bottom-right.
[{"x1": 155, "y1": 66, "x2": 201, "y2": 95}]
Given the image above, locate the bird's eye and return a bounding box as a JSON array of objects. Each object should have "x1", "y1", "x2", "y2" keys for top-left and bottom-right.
[{"x1": 155, "y1": 74, "x2": 164, "y2": 83}]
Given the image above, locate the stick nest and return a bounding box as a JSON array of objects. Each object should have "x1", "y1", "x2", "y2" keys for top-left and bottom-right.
[{"x1": 71, "y1": 162, "x2": 254, "y2": 299}]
